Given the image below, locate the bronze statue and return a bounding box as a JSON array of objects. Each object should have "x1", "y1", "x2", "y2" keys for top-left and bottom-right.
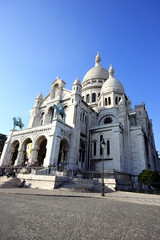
[
  {"x1": 52, "y1": 103, "x2": 66, "y2": 122},
  {"x1": 13, "y1": 117, "x2": 24, "y2": 130}
]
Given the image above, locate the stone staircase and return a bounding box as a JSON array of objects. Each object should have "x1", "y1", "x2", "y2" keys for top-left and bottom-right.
[
  {"x1": 58, "y1": 177, "x2": 116, "y2": 193},
  {"x1": 0, "y1": 176, "x2": 21, "y2": 188}
]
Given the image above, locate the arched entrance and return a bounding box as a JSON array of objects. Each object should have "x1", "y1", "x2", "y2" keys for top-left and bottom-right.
[
  {"x1": 36, "y1": 137, "x2": 47, "y2": 166},
  {"x1": 21, "y1": 138, "x2": 32, "y2": 166},
  {"x1": 58, "y1": 139, "x2": 69, "y2": 170},
  {"x1": 10, "y1": 140, "x2": 19, "y2": 166},
  {"x1": 48, "y1": 107, "x2": 54, "y2": 123}
]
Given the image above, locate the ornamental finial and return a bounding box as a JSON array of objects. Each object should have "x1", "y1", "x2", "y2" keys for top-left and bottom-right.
[
  {"x1": 95, "y1": 52, "x2": 101, "y2": 66},
  {"x1": 109, "y1": 64, "x2": 114, "y2": 78}
]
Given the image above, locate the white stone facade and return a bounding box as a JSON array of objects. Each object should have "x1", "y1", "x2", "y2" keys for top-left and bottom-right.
[{"x1": 0, "y1": 53, "x2": 159, "y2": 176}]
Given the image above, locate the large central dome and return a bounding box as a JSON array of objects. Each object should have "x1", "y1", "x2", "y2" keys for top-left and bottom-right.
[{"x1": 82, "y1": 53, "x2": 109, "y2": 83}]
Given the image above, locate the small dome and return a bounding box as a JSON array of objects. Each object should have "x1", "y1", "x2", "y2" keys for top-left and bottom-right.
[
  {"x1": 82, "y1": 53, "x2": 109, "y2": 83},
  {"x1": 73, "y1": 77, "x2": 81, "y2": 86},
  {"x1": 101, "y1": 65, "x2": 124, "y2": 94},
  {"x1": 36, "y1": 92, "x2": 43, "y2": 100}
]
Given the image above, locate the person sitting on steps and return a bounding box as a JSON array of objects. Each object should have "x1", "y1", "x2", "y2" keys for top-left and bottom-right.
[{"x1": 19, "y1": 179, "x2": 26, "y2": 188}]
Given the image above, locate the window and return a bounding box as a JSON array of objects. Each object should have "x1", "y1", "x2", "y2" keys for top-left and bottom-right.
[
  {"x1": 105, "y1": 98, "x2": 107, "y2": 106},
  {"x1": 104, "y1": 117, "x2": 112, "y2": 124},
  {"x1": 86, "y1": 94, "x2": 90, "y2": 103},
  {"x1": 51, "y1": 109, "x2": 54, "y2": 122},
  {"x1": 83, "y1": 113, "x2": 85, "y2": 122},
  {"x1": 92, "y1": 93, "x2": 96, "y2": 102},
  {"x1": 115, "y1": 97, "x2": 118, "y2": 105},
  {"x1": 119, "y1": 97, "x2": 121, "y2": 102},
  {"x1": 107, "y1": 140, "x2": 110, "y2": 155},
  {"x1": 108, "y1": 97, "x2": 111, "y2": 105},
  {"x1": 40, "y1": 113, "x2": 44, "y2": 125},
  {"x1": 54, "y1": 84, "x2": 59, "y2": 98},
  {"x1": 93, "y1": 142, "x2": 96, "y2": 156},
  {"x1": 80, "y1": 113, "x2": 82, "y2": 121}
]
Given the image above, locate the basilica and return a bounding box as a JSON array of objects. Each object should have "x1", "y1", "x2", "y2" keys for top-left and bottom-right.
[{"x1": 0, "y1": 53, "x2": 159, "y2": 176}]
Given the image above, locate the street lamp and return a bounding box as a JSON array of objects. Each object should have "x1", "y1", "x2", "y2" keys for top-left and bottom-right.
[{"x1": 101, "y1": 139, "x2": 106, "y2": 196}]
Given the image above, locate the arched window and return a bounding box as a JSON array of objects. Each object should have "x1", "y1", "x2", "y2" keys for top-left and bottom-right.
[
  {"x1": 105, "y1": 98, "x2": 108, "y2": 106},
  {"x1": 93, "y1": 141, "x2": 96, "y2": 156},
  {"x1": 54, "y1": 84, "x2": 59, "y2": 98},
  {"x1": 104, "y1": 117, "x2": 112, "y2": 124},
  {"x1": 48, "y1": 107, "x2": 54, "y2": 123},
  {"x1": 108, "y1": 97, "x2": 111, "y2": 105},
  {"x1": 100, "y1": 135, "x2": 103, "y2": 155},
  {"x1": 83, "y1": 113, "x2": 85, "y2": 122},
  {"x1": 40, "y1": 112, "x2": 44, "y2": 125},
  {"x1": 92, "y1": 93, "x2": 96, "y2": 102},
  {"x1": 115, "y1": 97, "x2": 118, "y2": 105},
  {"x1": 80, "y1": 113, "x2": 82, "y2": 121},
  {"x1": 107, "y1": 140, "x2": 110, "y2": 155},
  {"x1": 63, "y1": 105, "x2": 68, "y2": 113},
  {"x1": 86, "y1": 94, "x2": 90, "y2": 103},
  {"x1": 119, "y1": 97, "x2": 121, "y2": 102}
]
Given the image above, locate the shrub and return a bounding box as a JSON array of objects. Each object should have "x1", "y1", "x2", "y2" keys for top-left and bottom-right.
[{"x1": 138, "y1": 170, "x2": 160, "y2": 189}]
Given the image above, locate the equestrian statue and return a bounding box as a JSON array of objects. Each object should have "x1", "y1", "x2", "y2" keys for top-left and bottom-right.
[
  {"x1": 13, "y1": 117, "x2": 24, "y2": 130},
  {"x1": 52, "y1": 103, "x2": 66, "y2": 122}
]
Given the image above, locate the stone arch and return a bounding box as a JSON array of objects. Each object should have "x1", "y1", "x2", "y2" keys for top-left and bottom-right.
[
  {"x1": 58, "y1": 138, "x2": 69, "y2": 170},
  {"x1": 34, "y1": 136, "x2": 47, "y2": 166},
  {"x1": 20, "y1": 138, "x2": 33, "y2": 166},
  {"x1": 54, "y1": 84, "x2": 59, "y2": 98},
  {"x1": 63, "y1": 105, "x2": 68, "y2": 113},
  {"x1": 9, "y1": 140, "x2": 20, "y2": 166},
  {"x1": 98, "y1": 113, "x2": 118, "y2": 125},
  {"x1": 86, "y1": 94, "x2": 90, "y2": 103},
  {"x1": 47, "y1": 106, "x2": 54, "y2": 123},
  {"x1": 40, "y1": 112, "x2": 45, "y2": 125}
]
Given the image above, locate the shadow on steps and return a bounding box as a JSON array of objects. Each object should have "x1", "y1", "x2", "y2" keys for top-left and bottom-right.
[{"x1": 0, "y1": 177, "x2": 21, "y2": 188}]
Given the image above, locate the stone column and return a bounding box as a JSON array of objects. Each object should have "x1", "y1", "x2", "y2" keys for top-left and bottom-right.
[
  {"x1": 30, "y1": 147, "x2": 38, "y2": 164},
  {"x1": 15, "y1": 150, "x2": 24, "y2": 166}
]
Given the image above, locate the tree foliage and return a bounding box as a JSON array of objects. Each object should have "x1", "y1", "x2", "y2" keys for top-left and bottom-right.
[
  {"x1": 0, "y1": 133, "x2": 7, "y2": 154},
  {"x1": 138, "y1": 169, "x2": 160, "y2": 183}
]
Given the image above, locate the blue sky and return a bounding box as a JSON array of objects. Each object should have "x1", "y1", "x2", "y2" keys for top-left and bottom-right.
[{"x1": 0, "y1": 0, "x2": 160, "y2": 152}]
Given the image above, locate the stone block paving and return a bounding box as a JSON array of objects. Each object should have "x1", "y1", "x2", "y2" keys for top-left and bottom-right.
[
  {"x1": 0, "y1": 188, "x2": 160, "y2": 206},
  {"x1": 0, "y1": 188, "x2": 160, "y2": 240}
]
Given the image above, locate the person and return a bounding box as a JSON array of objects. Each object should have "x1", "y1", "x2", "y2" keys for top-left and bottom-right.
[
  {"x1": 48, "y1": 164, "x2": 51, "y2": 174},
  {"x1": 0, "y1": 168, "x2": 5, "y2": 177},
  {"x1": 19, "y1": 179, "x2": 26, "y2": 188}
]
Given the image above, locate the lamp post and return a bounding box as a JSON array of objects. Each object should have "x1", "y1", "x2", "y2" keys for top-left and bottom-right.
[{"x1": 101, "y1": 139, "x2": 106, "y2": 197}]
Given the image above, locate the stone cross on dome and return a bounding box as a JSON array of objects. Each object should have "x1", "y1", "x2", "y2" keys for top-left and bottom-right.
[{"x1": 95, "y1": 52, "x2": 101, "y2": 66}]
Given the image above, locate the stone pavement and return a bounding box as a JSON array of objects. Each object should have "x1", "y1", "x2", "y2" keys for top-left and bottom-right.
[{"x1": 0, "y1": 188, "x2": 160, "y2": 206}]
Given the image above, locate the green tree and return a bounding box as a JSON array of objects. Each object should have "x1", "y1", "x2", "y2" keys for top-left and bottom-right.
[
  {"x1": 0, "y1": 133, "x2": 7, "y2": 155},
  {"x1": 138, "y1": 169, "x2": 160, "y2": 188}
]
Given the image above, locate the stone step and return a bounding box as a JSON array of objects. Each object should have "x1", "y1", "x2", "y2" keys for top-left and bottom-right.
[
  {"x1": 0, "y1": 177, "x2": 21, "y2": 188},
  {"x1": 58, "y1": 178, "x2": 116, "y2": 193}
]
